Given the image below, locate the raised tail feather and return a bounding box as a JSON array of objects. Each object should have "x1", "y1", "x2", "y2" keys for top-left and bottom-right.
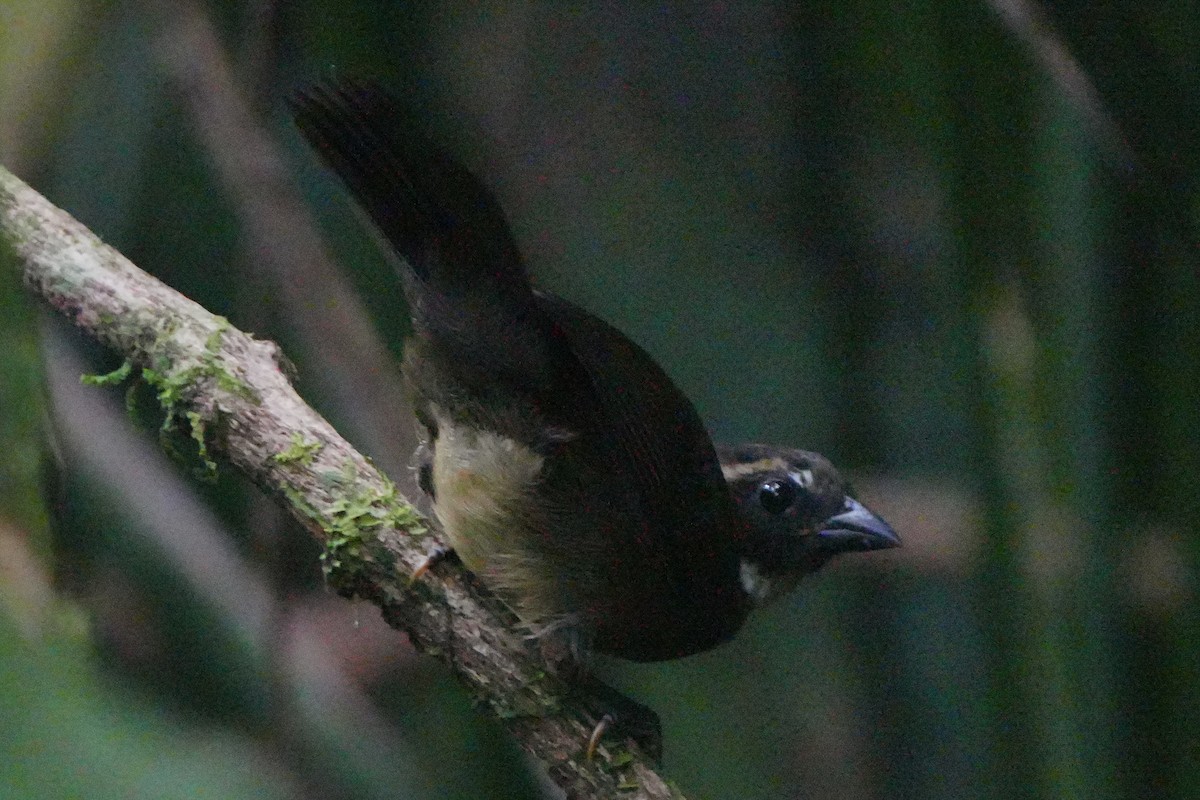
[
  {"x1": 290, "y1": 80, "x2": 553, "y2": 387},
  {"x1": 288, "y1": 80, "x2": 530, "y2": 298}
]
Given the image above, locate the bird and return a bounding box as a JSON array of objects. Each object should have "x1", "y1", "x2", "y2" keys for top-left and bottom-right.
[{"x1": 289, "y1": 79, "x2": 898, "y2": 748}]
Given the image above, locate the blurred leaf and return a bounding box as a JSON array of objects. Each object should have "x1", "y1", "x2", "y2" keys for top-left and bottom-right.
[{"x1": 0, "y1": 616, "x2": 290, "y2": 800}]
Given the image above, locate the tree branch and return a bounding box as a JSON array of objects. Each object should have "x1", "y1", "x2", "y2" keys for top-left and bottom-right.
[{"x1": 2, "y1": 163, "x2": 680, "y2": 800}]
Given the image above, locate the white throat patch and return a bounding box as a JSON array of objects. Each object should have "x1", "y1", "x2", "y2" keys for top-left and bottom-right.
[{"x1": 739, "y1": 559, "x2": 773, "y2": 604}]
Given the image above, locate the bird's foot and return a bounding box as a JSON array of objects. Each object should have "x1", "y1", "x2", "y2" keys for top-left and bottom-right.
[
  {"x1": 528, "y1": 616, "x2": 590, "y2": 676},
  {"x1": 523, "y1": 621, "x2": 661, "y2": 760},
  {"x1": 574, "y1": 678, "x2": 663, "y2": 764},
  {"x1": 409, "y1": 542, "x2": 457, "y2": 583}
]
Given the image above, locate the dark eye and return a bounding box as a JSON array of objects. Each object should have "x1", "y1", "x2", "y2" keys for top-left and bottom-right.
[{"x1": 758, "y1": 479, "x2": 797, "y2": 514}]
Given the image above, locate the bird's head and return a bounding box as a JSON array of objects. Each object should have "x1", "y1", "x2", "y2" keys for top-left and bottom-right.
[{"x1": 719, "y1": 444, "x2": 900, "y2": 605}]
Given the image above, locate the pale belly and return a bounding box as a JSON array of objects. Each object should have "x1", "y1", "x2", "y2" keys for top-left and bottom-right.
[{"x1": 430, "y1": 413, "x2": 547, "y2": 589}]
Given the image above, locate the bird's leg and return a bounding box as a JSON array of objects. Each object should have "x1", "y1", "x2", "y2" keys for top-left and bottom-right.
[
  {"x1": 411, "y1": 435, "x2": 438, "y2": 501},
  {"x1": 530, "y1": 621, "x2": 663, "y2": 762},
  {"x1": 408, "y1": 437, "x2": 457, "y2": 583}
]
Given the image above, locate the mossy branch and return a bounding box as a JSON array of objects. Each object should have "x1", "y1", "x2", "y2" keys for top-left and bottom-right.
[{"x1": 1, "y1": 163, "x2": 681, "y2": 800}]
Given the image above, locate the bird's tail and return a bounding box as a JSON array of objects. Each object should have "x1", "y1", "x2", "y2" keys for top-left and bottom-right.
[
  {"x1": 289, "y1": 80, "x2": 533, "y2": 314},
  {"x1": 290, "y1": 80, "x2": 558, "y2": 387}
]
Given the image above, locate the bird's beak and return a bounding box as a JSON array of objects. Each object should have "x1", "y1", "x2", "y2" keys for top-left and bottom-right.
[{"x1": 816, "y1": 497, "x2": 900, "y2": 553}]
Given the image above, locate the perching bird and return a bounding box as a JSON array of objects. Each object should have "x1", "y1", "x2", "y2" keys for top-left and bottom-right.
[{"x1": 289, "y1": 81, "x2": 898, "y2": 668}]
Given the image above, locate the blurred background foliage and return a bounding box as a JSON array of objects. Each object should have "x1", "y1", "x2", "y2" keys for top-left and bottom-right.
[{"x1": 1, "y1": 1, "x2": 1197, "y2": 798}]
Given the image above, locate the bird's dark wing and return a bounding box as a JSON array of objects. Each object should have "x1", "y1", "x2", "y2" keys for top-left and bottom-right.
[{"x1": 535, "y1": 293, "x2": 748, "y2": 659}]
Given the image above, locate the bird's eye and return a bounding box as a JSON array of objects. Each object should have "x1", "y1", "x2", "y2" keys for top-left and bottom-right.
[{"x1": 758, "y1": 479, "x2": 797, "y2": 514}]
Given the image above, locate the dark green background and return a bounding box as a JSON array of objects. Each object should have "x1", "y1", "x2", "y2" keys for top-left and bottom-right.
[{"x1": 1, "y1": 1, "x2": 1196, "y2": 798}]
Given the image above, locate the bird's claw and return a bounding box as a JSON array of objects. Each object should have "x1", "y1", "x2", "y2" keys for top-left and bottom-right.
[
  {"x1": 585, "y1": 713, "x2": 614, "y2": 761},
  {"x1": 409, "y1": 543, "x2": 454, "y2": 584},
  {"x1": 575, "y1": 680, "x2": 663, "y2": 764}
]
